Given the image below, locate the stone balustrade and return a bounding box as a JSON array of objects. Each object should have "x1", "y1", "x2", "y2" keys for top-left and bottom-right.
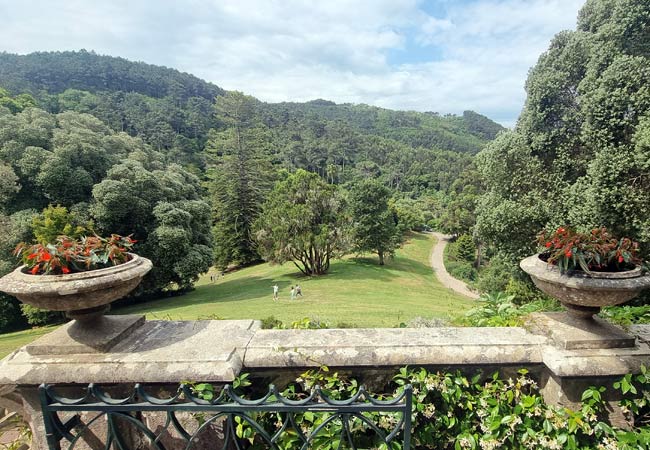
[{"x1": 1, "y1": 314, "x2": 649, "y2": 449}]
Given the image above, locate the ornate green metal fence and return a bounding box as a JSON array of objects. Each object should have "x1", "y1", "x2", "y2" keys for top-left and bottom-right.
[{"x1": 39, "y1": 383, "x2": 413, "y2": 450}]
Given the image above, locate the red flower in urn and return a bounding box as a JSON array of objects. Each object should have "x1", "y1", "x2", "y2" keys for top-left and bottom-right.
[
  {"x1": 13, "y1": 234, "x2": 137, "y2": 275},
  {"x1": 536, "y1": 226, "x2": 641, "y2": 274}
]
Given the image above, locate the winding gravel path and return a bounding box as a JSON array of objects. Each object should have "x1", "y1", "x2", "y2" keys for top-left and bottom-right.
[{"x1": 429, "y1": 232, "x2": 480, "y2": 300}]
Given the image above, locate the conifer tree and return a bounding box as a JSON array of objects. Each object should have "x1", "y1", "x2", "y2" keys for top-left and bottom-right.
[
  {"x1": 349, "y1": 179, "x2": 400, "y2": 265},
  {"x1": 206, "y1": 92, "x2": 274, "y2": 268}
]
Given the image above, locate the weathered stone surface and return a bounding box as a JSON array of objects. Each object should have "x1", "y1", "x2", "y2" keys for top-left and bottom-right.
[
  {"x1": 0, "y1": 319, "x2": 260, "y2": 385},
  {"x1": 520, "y1": 254, "x2": 650, "y2": 315},
  {"x1": 526, "y1": 312, "x2": 636, "y2": 350},
  {"x1": 3, "y1": 319, "x2": 650, "y2": 450},
  {"x1": 243, "y1": 327, "x2": 547, "y2": 368},
  {"x1": 25, "y1": 315, "x2": 146, "y2": 355},
  {"x1": 541, "y1": 342, "x2": 650, "y2": 378},
  {"x1": 630, "y1": 325, "x2": 650, "y2": 344},
  {"x1": 540, "y1": 373, "x2": 633, "y2": 429}
]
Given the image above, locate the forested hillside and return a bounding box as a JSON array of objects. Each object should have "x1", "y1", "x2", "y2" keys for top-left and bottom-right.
[
  {"x1": 0, "y1": 51, "x2": 502, "y2": 168},
  {"x1": 0, "y1": 50, "x2": 503, "y2": 332},
  {"x1": 261, "y1": 101, "x2": 501, "y2": 154},
  {"x1": 0, "y1": 50, "x2": 224, "y2": 100}
]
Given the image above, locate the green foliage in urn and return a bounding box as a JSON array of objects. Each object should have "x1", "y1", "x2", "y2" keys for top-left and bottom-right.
[
  {"x1": 537, "y1": 226, "x2": 641, "y2": 273},
  {"x1": 254, "y1": 170, "x2": 350, "y2": 275},
  {"x1": 349, "y1": 179, "x2": 401, "y2": 265},
  {"x1": 31, "y1": 205, "x2": 92, "y2": 245}
]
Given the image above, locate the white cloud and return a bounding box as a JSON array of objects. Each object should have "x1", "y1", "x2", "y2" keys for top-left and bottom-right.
[
  {"x1": 0, "y1": 0, "x2": 586, "y2": 125},
  {"x1": 418, "y1": 16, "x2": 455, "y2": 45}
]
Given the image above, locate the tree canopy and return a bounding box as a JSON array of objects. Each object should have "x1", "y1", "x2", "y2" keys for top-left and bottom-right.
[
  {"x1": 254, "y1": 170, "x2": 350, "y2": 275},
  {"x1": 0, "y1": 106, "x2": 213, "y2": 300},
  {"x1": 476, "y1": 0, "x2": 650, "y2": 260},
  {"x1": 206, "y1": 92, "x2": 275, "y2": 269},
  {"x1": 349, "y1": 179, "x2": 401, "y2": 265}
]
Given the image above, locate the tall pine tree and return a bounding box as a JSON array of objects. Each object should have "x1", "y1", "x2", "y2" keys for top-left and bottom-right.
[{"x1": 206, "y1": 92, "x2": 274, "y2": 268}]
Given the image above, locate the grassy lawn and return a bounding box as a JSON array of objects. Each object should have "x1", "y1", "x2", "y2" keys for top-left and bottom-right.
[
  {"x1": 0, "y1": 325, "x2": 58, "y2": 359},
  {"x1": 0, "y1": 232, "x2": 475, "y2": 358},
  {"x1": 120, "y1": 232, "x2": 474, "y2": 326}
]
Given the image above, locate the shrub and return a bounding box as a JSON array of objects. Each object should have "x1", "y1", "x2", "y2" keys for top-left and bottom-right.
[
  {"x1": 260, "y1": 316, "x2": 284, "y2": 329},
  {"x1": 474, "y1": 255, "x2": 515, "y2": 294},
  {"x1": 446, "y1": 260, "x2": 478, "y2": 282},
  {"x1": 461, "y1": 292, "x2": 560, "y2": 327},
  {"x1": 193, "y1": 366, "x2": 650, "y2": 449},
  {"x1": 20, "y1": 304, "x2": 66, "y2": 326},
  {"x1": 290, "y1": 317, "x2": 329, "y2": 329},
  {"x1": 601, "y1": 305, "x2": 650, "y2": 326},
  {"x1": 456, "y1": 234, "x2": 476, "y2": 262},
  {"x1": 505, "y1": 278, "x2": 550, "y2": 305},
  {"x1": 0, "y1": 295, "x2": 27, "y2": 332}
]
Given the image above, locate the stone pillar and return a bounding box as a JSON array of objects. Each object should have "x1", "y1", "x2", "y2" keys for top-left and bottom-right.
[
  {"x1": 0, "y1": 318, "x2": 259, "y2": 449},
  {"x1": 529, "y1": 315, "x2": 650, "y2": 429}
]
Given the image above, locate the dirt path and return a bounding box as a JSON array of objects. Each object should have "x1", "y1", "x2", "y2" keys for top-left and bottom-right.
[{"x1": 429, "y1": 232, "x2": 480, "y2": 300}]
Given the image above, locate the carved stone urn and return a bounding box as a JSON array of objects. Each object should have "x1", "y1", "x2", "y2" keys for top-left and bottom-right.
[
  {"x1": 0, "y1": 253, "x2": 152, "y2": 323},
  {"x1": 520, "y1": 253, "x2": 650, "y2": 350},
  {"x1": 520, "y1": 254, "x2": 650, "y2": 319}
]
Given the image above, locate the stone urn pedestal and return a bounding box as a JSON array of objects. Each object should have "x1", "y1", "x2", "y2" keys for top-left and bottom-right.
[
  {"x1": 520, "y1": 254, "x2": 650, "y2": 350},
  {"x1": 0, "y1": 254, "x2": 152, "y2": 354}
]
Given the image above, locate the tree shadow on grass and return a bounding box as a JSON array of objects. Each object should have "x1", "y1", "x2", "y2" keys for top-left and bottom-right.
[
  {"x1": 117, "y1": 233, "x2": 436, "y2": 314},
  {"x1": 343, "y1": 255, "x2": 433, "y2": 278},
  {"x1": 119, "y1": 263, "x2": 401, "y2": 314},
  {"x1": 405, "y1": 232, "x2": 430, "y2": 242}
]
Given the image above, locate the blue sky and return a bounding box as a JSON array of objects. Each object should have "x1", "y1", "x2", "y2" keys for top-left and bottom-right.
[{"x1": 0, "y1": 0, "x2": 586, "y2": 126}]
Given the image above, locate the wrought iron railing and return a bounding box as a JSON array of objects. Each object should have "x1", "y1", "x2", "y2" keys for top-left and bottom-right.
[{"x1": 39, "y1": 383, "x2": 413, "y2": 450}]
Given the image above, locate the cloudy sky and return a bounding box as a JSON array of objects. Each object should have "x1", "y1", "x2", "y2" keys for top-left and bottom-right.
[{"x1": 1, "y1": 0, "x2": 586, "y2": 126}]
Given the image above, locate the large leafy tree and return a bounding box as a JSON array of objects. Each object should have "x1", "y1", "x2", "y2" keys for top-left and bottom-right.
[
  {"x1": 0, "y1": 88, "x2": 36, "y2": 114},
  {"x1": 206, "y1": 92, "x2": 274, "y2": 269},
  {"x1": 439, "y1": 166, "x2": 483, "y2": 237},
  {"x1": 476, "y1": 0, "x2": 650, "y2": 260},
  {"x1": 0, "y1": 211, "x2": 34, "y2": 332},
  {"x1": 92, "y1": 160, "x2": 213, "y2": 292},
  {"x1": 349, "y1": 180, "x2": 400, "y2": 265},
  {"x1": 254, "y1": 170, "x2": 350, "y2": 275}
]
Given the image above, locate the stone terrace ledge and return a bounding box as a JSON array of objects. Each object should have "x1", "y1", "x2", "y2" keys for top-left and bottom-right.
[
  {"x1": 0, "y1": 318, "x2": 260, "y2": 385},
  {"x1": 243, "y1": 327, "x2": 546, "y2": 368},
  {"x1": 1, "y1": 318, "x2": 650, "y2": 448}
]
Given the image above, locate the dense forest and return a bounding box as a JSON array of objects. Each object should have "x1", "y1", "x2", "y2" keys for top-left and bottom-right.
[{"x1": 0, "y1": 50, "x2": 503, "y2": 331}]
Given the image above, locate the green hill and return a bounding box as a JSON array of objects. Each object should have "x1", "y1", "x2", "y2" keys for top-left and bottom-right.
[
  {"x1": 0, "y1": 50, "x2": 224, "y2": 101},
  {"x1": 0, "y1": 51, "x2": 503, "y2": 163}
]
